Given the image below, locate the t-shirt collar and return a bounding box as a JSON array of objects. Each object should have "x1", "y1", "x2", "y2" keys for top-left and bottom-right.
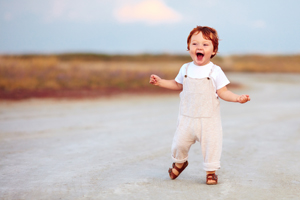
[{"x1": 191, "y1": 61, "x2": 213, "y2": 68}]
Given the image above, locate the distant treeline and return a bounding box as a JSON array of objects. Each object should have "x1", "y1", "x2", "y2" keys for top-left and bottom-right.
[
  {"x1": 2, "y1": 53, "x2": 299, "y2": 72},
  {"x1": 220, "y1": 54, "x2": 300, "y2": 73},
  {"x1": 0, "y1": 53, "x2": 299, "y2": 99},
  {"x1": 2, "y1": 53, "x2": 192, "y2": 62}
]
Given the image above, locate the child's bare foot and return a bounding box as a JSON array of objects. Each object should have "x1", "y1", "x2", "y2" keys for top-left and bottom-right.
[
  {"x1": 168, "y1": 161, "x2": 188, "y2": 179},
  {"x1": 206, "y1": 171, "x2": 218, "y2": 185}
]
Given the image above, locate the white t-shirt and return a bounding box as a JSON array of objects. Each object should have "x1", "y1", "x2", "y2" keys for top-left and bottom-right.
[{"x1": 175, "y1": 62, "x2": 230, "y2": 95}]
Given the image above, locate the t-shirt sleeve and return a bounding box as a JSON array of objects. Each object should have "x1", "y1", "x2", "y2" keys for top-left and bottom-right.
[
  {"x1": 215, "y1": 67, "x2": 230, "y2": 90},
  {"x1": 174, "y1": 64, "x2": 186, "y2": 84}
]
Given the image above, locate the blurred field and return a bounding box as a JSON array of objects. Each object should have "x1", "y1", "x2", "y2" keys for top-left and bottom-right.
[{"x1": 0, "y1": 54, "x2": 299, "y2": 99}]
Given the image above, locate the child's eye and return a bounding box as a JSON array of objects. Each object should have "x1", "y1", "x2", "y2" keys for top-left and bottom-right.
[
  {"x1": 192, "y1": 43, "x2": 197, "y2": 45},
  {"x1": 204, "y1": 44, "x2": 209, "y2": 46}
]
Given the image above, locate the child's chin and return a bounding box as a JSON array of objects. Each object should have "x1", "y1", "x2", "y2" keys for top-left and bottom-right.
[
  {"x1": 195, "y1": 58, "x2": 204, "y2": 64},
  {"x1": 194, "y1": 59, "x2": 209, "y2": 66},
  {"x1": 194, "y1": 61, "x2": 203, "y2": 66}
]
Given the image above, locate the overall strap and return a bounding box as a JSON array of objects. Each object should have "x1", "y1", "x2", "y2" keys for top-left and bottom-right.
[
  {"x1": 208, "y1": 65, "x2": 216, "y2": 78},
  {"x1": 184, "y1": 63, "x2": 190, "y2": 78}
]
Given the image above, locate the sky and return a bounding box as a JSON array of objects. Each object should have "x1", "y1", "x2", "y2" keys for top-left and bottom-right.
[{"x1": 0, "y1": 0, "x2": 300, "y2": 55}]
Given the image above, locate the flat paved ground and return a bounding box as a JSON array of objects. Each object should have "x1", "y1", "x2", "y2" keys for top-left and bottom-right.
[{"x1": 0, "y1": 73, "x2": 300, "y2": 200}]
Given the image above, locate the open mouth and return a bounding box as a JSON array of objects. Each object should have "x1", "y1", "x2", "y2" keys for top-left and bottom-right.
[{"x1": 196, "y1": 52, "x2": 204, "y2": 60}]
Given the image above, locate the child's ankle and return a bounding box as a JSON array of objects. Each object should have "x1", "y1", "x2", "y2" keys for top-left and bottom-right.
[
  {"x1": 175, "y1": 162, "x2": 184, "y2": 167},
  {"x1": 206, "y1": 171, "x2": 216, "y2": 175}
]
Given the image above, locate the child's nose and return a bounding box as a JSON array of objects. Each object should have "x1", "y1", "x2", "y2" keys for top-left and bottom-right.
[{"x1": 197, "y1": 44, "x2": 204, "y2": 50}]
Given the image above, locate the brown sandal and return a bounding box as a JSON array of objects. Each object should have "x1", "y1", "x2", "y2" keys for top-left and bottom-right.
[
  {"x1": 168, "y1": 161, "x2": 188, "y2": 180},
  {"x1": 206, "y1": 173, "x2": 218, "y2": 185}
]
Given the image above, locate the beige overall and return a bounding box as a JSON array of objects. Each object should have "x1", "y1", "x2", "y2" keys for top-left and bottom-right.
[{"x1": 171, "y1": 64, "x2": 222, "y2": 171}]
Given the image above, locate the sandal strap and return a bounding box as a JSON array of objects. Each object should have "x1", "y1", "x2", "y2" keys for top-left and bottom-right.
[
  {"x1": 168, "y1": 161, "x2": 188, "y2": 180},
  {"x1": 172, "y1": 163, "x2": 181, "y2": 172},
  {"x1": 172, "y1": 161, "x2": 188, "y2": 173},
  {"x1": 207, "y1": 174, "x2": 217, "y2": 178},
  {"x1": 206, "y1": 173, "x2": 218, "y2": 183}
]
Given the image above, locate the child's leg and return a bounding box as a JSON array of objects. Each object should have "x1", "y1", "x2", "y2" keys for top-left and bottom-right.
[
  {"x1": 198, "y1": 104, "x2": 222, "y2": 185},
  {"x1": 171, "y1": 116, "x2": 196, "y2": 163},
  {"x1": 170, "y1": 116, "x2": 195, "y2": 177},
  {"x1": 200, "y1": 115, "x2": 222, "y2": 185},
  {"x1": 200, "y1": 114, "x2": 223, "y2": 172}
]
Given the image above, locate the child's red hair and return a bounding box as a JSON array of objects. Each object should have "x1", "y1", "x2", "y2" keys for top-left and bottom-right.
[{"x1": 187, "y1": 26, "x2": 219, "y2": 58}]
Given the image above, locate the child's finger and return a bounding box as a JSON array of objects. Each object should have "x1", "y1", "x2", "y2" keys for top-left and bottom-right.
[
  {"x1": 244, "y1": 95, "x2": 250, "y2": 102},
  {"x1": 149, "y1": 75, "x2": 156, "y2": 83},
  {"x1": 242, "y1": 95, "x2": 249, "y2": 101}
]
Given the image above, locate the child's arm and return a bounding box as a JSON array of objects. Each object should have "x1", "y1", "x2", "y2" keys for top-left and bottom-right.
[
  {"x1": 149, "y1": 74, "x2": 183, "y2": 91},
  {"x1": 217, "y1": 86, "x2": 250, "y2": 103}
]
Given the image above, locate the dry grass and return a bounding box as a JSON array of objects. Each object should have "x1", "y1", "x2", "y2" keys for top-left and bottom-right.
[
  {"x1": 222, "y1": 55, "x2": 300, "y2": 72},
  {"x1": 0, "y1": 56, "x2": 180, "y2": 92},
  {"x1": 0, "y1": 54, "x2": 299, "y2": 99}
]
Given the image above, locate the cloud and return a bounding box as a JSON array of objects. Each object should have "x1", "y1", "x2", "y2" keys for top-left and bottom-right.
[
  {"x1": 114, "y1": 0, "x2": 182, "y2": 25},
  {"x1": 44, "y1": 0, "x2": 111, "y2": 22},
  {"x1": 0, "y1": 0, "x2": 113, "y2": 23}
]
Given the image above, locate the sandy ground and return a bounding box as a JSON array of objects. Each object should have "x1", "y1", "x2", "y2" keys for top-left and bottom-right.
[{"x1": 0, "y1": 73, "x2": 300, "y2": 200}]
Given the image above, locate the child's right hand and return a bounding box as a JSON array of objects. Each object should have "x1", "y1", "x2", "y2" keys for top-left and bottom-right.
[{"x1": 149, "y1": 74, "x2": 161, "y2": 86}]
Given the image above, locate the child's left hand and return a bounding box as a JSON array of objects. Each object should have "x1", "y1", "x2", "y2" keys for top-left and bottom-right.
[{"x1": 237, "y1": 94, "x2": 250, "y2": 104}]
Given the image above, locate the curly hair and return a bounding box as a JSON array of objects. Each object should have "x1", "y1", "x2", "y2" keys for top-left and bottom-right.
[{"x1": 187, "y1": 26, "x2": 219, "y2": 58}]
